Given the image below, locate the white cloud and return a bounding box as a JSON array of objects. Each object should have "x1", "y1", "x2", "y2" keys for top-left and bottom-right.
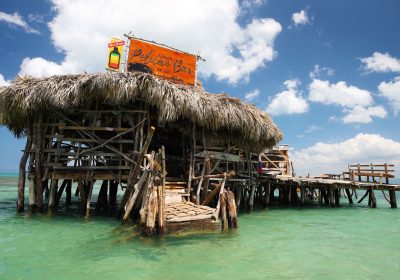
[
  {"x1": 309, "y1": 79, "x2": 373, "y2": 108},
  {"x1": 378, "y1": 76, "x2": 400, "y2": 115},
  {"x1": 309, "y1": 64, "x2": 334, "y2": 79},
  {"x1": 291, "y1": 133, "x2": 400, "y2": 177},
  {"x1": 0, "y1": 11, "x2": 39, "y2": 34},
  {"x1": 291, "y1": 10, "x2": 309, "y2": 27},
  {"x1": 360, "y1": 52, "x2": 400, "y2": 73},
  {"x1": 245, "y1": 89, "x2": 260, "y2": 102},
  {"x1": 19, "y1": 57, "x2": 78, "y2": 77},
  {"x1": 0, "y1": 74, "x2": 10, "y2": 86},
  {"x1": 266, "y1": 79, "x2": 309, "y2": 115},
  {"x1": 342, "y1": 105, "x2": 387, "y2": 124},
  {"x1": 305, "y1": 125, "x2": 322, "y2": 133},
  {"x1": 241, "y1": 0, "x2": 266, "y2": 9},
  {"x1": 17, "y1": 0, "x2": 281, "y2": 84}
]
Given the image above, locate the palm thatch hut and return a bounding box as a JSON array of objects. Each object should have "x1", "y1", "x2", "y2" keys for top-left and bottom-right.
[{"x1": 0, "y1": 71, "x2": 282, "y2": 234}]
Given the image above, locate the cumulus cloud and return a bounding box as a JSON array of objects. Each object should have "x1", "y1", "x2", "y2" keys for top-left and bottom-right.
[
  {"x1": 291, "y1": 133, "x2": 400, "y2": 177},
  {"x1": 266, "y1": 79, "x2": 309, "y2": 115},
  {"x1": 17, "y1": 0, "x2": 281, "y2": 84},
  {"x1": 291, "y1": 10, "x2": 309, "y2": 27},
  {"x1": 0, "y1": 11, "x2": 40, "y2": 34},
  {"x1": 0, "y1": 74, "x2": 10, "y2": 86},
  {"x1": 342, "y1": 105, "x2": 387, "y2": 124},
  {"x1": 245, "y1": 89, "x2": 260, "y2": 102},
  {"x1": 360, "y1": 52, "x2": 400, "y2": 73},
  {"x1": 305, "y1": 125, "x2": 322, "y2": 133},
  {"x1": 309, "y1": 79, "x2": 373, "y2": 108},
  {"x1": 378, "y1": 76, "x2": 400, "y2": 115},
  {"x1": 309, "y1": 64, "x2": 334, "y2": 79}
]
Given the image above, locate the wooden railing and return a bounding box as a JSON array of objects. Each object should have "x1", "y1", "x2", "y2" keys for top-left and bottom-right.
[{"x1": 343, "y1": 163, "x2": 395, "y2": 184}]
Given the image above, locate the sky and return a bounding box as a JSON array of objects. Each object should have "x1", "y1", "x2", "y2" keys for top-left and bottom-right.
[{"x1": 0, "y1": 0, "x2": 400, "y2": 177}]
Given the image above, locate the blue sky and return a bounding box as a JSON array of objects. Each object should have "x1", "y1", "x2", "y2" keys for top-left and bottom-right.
[{"x1": 1, "y1": 0, "x2": 400, "y2": 176}]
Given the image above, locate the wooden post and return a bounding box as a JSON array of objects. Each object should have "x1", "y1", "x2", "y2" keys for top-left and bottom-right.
[
  {"x1": 17, "y1": 131, "x2": 32, "y2": 212},
  {"x1": 249, "y1": 179, "x2": 256, "y2": 210},
  {"x1": 144, "y1": 187, "x2": 158, "y2": 236},
  {"x1": 34, "y1": 113, "x2": 44, "y2": 212},
  {"x1": 300, "y1": 185, "x2": 305, "y2": 207},
  {"x1": 109, "y1": 180, "x2": 118, "y2": 210},
  {"x1": 117, "y1": 126, "x2": 155, "y2": 217},
  {"x1": 65, "y1": 180, "x2": 72, "y2": 207},
  {"x1": 220, "y1": 190, "x2": 228, "y2": 232},
  {"x1": 95, "y1": 180, "x2": 108, "y2": 215},
  {"x1": 28, "y1": 180, "x2": 36, "y2": 212},
  {"x1": 236, "y1": 188, "x2": 243, "y2": 211},
  {"x1": 202, "y1": 171, "x2": 235, "y2": 206},
  {"x1": 77, "y1": 179, "x2": 86, "y2": 214},
  {"x1": 334, "y1": 188, "x2": 340, "y2": 207},
  {"x1": 369, "y1": 187, "x2": 377, "y2": 208},
  {"x1": 264, "y1": 182, "x2": 271, "y2": 208},
  {"x1": 214, "y1": 173, "x2": 227, "y2": 220},
  {"x1": 201, "y1": 155, "x2": 211, "y2": 203},
  {"x1": 389, "y1": 189, "x2": 397, "y2": 208},
  {"x1": 226, "y1": 190, "x2": 238, "y2": 228},
  {"x1": 328, "y1": 189, "x2": 335, "y2": 207},
  {"x1": 196, "y1": 156, "x2": 208, "y2": 205},
  {"x1": 187, "y1": 123, "x2": 195, "y2": 198},
  {"x1": 85, "y1": 179, "x2": 94, "y2": 217},
  {"x1": 55, "y1": 180, "x2": 68, "y2": 206},
  {"x1": 158, "y1": 146, "x2": 166, "y2": 234},
  {"x1": 48, "y1": 178, "x2": 58, "y2": 214},
  {"x1": 345, "y1": 189, "x2": 353, "y2": 204}
]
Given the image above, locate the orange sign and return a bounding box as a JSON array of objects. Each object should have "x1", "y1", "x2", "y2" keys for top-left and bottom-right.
[
  {"x1": 107, "y1": 38, "x2": 125, "y2": 71},
  {"x1": 127, "y1": 38, "x2": 196, "y2": 86}
]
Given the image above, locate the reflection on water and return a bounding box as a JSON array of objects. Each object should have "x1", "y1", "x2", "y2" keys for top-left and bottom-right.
[{"x1": 0, "y1": 175, "x2": 399, "y2": 280}]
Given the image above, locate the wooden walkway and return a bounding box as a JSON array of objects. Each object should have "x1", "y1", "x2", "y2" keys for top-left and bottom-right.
[{"x1": 165, "y1": 202, "x2": 215, "y2": 223}]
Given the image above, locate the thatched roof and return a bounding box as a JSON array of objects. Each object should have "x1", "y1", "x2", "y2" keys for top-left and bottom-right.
[{"x1": 0, "y1": 72, "x2": 282, "y2": 152}]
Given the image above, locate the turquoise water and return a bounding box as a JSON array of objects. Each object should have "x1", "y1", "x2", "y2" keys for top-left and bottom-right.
[{"x1": 1, "y1": 174, "x2": 399, "y2": 280}]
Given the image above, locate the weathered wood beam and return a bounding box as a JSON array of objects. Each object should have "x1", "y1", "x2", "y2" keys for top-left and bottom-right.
[{"x1": 17, "y1": 131, "x2": 32, "y2": 212}]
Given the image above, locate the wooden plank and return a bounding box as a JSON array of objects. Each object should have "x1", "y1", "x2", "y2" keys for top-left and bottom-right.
[{"x1": 194, "y1": 151, "x2": 240, "y2": 162}]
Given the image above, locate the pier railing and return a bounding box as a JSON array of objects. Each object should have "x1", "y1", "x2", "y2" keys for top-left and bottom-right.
[{"x1": 343, "y1": 163, "x2": 395, "y2": 184}]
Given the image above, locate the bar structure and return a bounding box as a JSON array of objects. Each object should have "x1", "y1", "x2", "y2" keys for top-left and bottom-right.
[{"x1": 0, "y1": 71, "x2": 283, "y2": 235}]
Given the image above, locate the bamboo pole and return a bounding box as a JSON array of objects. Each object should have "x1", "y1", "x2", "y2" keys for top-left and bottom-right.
[
  {"x1": 17, "y1": 130, "x2": 32, "y2": 212},
  {"x1": 117, "y1": 126, "x2": 155, "y2": 217}
]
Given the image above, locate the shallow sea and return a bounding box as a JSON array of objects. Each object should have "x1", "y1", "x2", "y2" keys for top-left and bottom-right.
[{"x1": 0, "y1": 174, "x2": 399, "y2": 280}]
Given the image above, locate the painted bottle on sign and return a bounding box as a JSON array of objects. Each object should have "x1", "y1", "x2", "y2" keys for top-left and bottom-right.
[{"x1": 108, "y1": 47, "x2": 121, "y2": 69}]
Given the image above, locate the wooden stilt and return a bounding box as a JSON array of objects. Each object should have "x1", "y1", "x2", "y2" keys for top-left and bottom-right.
[
  {"x1": 201, "y1": 156, "x2": 211, "y2": 203},
  {"x1": 318, "y1": 188, "x2": 323, "y2": 204},
  {"x1": 300, "y1": 186, "x2": 305, "y2": 207},
  {"x1": 77, "y1": 179, "x2": 86, "y2": 214},
  {"x1": 28, "y1": 180, "x2": 36, "y2": 212},
  {"x1": 85, "y1": 180, "x2": 94, "y2": 217},
  {"x1": 226, "y1": 190, "x2": 238, "y2": 228},
  {"x1": 249, "y1": 180, "x2": 256, "y2": 210},
  {"x1": 389, "y1": 189, "x2": 397, "y2": 208},
  {"x1": 95, "y1": 180, "x2": 108, "y2": 215},
  {"x1": 17, "y1": 131, "x2": 32, "y2": 212},
  {"x1": 220, "y1": 190, "x2": 228, "y2": 232},
  {"x1": 65, "y1": 180, "x2": 72, "y2": 207},
  {"x1": 144, "y1": 187, "x2": 158, "y2": 236},
  {"x1": 48, "y1": 179, "x2": 58, "y2": 214},
  {"x1": 369, "y1": 188, "x2": 376, "y2": 208},
  {"x1": 236, "y1": 188, "x2": 243, "y2": 211},
  {"x1": 334, "y1": 188, "x2": 340, "y2": 207},
  {"x1": 357, "y1": 190, "x2": 369, "y2": 204},
  {"x1": 55, "y1": 180, "x2": 68, "y2": 206},
  {"x1": 264, "y1": 182, "x2": 271, "y2": 208},
  {"x1": 158, "y1": 146, "x2": 166, "y2": 234},
  {"x1": 328, "y1": 189, "x2": 335, "y2": 207},
  {"x1": 34, "y1": 113, "x2": 44, "y2": 212},
  {"x1": 109, "y1": 180, "x2": 118, "y2": 210},
  {"x1": 345, "y1": 188, "x2": 353, "y2": 204}
]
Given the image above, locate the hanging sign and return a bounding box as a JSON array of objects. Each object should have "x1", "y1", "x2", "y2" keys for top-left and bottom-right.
[
  {"x1": 127, "y1": 38, "x2": 197, "y2": 86},
  {"x1": 107, "y1": 38, "x2": 125, "y2": 71}
]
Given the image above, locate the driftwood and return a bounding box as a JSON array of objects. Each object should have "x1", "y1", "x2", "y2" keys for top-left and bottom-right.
[
  {"x1": 122, "y1": 166, "x2": 151, "y2": 223},
  {"x1": 118, "y1": 126, "x2": 155, "y2": 217}
]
